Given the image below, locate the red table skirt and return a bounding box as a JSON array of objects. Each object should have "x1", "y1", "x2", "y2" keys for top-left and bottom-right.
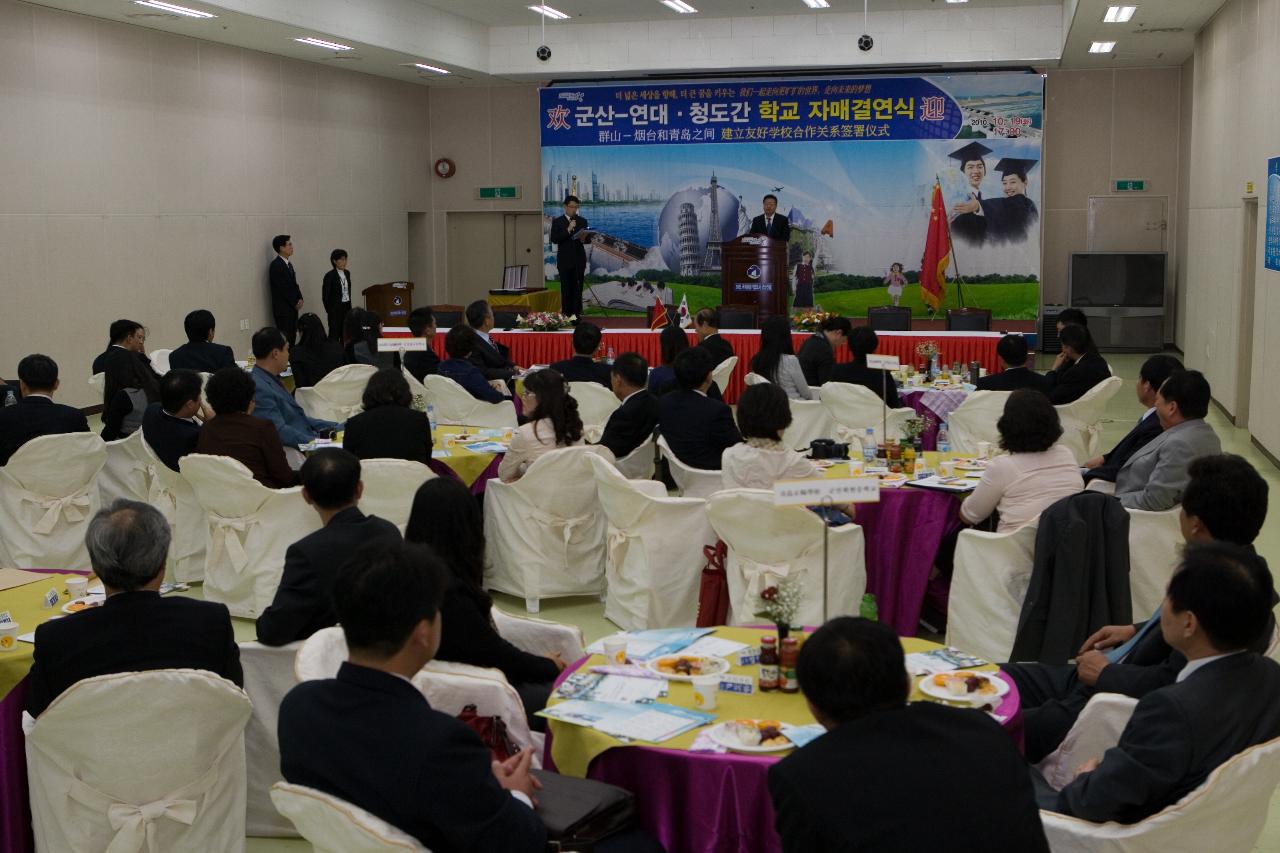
[{"x1": 433, "y1": 331, "x2": 1002, "y2": 404}]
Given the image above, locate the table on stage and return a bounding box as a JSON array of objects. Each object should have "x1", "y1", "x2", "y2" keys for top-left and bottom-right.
[
  {"x1": 544, "y1": 625, "x2": 1023, "y2": 853},
  {"x1": 487, "y1": 289, "x2": 562, "y2": 314}
]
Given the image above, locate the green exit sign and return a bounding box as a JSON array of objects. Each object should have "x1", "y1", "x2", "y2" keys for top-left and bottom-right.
[
  {"x1": 477, "y1": 185, "x2": 522, "y2": 200},
  {"x1": 1115, "y1": 180, "x2": 1146, "y2": 192}
]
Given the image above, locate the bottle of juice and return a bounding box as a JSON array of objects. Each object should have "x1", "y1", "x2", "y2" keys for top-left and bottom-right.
[{"x1": 759, "y1": 636, "x2": 779, "y2": 692}]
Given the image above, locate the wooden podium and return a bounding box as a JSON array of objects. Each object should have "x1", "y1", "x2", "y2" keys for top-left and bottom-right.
[
  {"x1": 721, "y1": 236, "x2": 789, "y2": 322},
  {"x1": 362, "y1": 281, "x2": 413, "y2": 326}
]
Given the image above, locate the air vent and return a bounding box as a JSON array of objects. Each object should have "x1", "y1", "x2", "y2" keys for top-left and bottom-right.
[
  {"x1": 1133, "y1": 27, "x2": 1185, "y2": 34},
  {"x1": 327, "y1": 54, "x2": 362, "y2": 61},
  {"x1": 126, "y1": 12, "x2": 179, "y2": 19}
]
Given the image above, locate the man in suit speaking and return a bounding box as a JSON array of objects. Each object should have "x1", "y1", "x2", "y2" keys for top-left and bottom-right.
[
  {"x1": 269, "y1": 234, "x2": 304, "y2": 346},
  {"x1": 549, "y1": 195, "x2": 588, "y2": 320},
  {"x1": 749, "y1": 193, "x2": 791, "y2": 242}
]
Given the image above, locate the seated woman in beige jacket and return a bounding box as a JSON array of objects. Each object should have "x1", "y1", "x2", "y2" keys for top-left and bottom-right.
[{"x1": 497, "y1": 368, "x2": 585, "y2": 482}]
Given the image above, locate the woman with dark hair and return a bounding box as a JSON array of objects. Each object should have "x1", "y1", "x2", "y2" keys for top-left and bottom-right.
[
  {"x1": 344, "y1": 309, "x2": 400, "y2": 370},
  {"x1": 750, "y1": 316, "x2": 814, "y2": 400},
  {"x1": 341, "y1": 368, "x2": 432, "y2": 464},
  {"x1": 721, "y1": 383, "x2": 818, "y2": 489},
  {"x1": 405, "y1": 477, "x2": 563, "y2": 725},
  {"x1": 321, "y1": 248, "x2": 353, "y2": 342},
  {"x1": 647, "y1": 324, "x2": 689, "y2": 395},
  {"x1": 289, "y1": 313, "x2": 345, "y2": 389},
  {"x1": 497, "y1": 368, "x2": 584, "y2": 482}
]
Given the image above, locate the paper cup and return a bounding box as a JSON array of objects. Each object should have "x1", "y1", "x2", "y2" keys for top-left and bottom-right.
[
  {"x1": 603, "y1": 637, "x2": 628, "y2": 666},
  {"x1": 848, "y1": 458, "x2": 865, "y2": 476},
  {"x1": 691, "y1": 675, "x2": 719, "y2": 711},
  {"x1": 0, "y1": 622, "x2": 19, "y2": 652},
  {"x1": 939, "y1": 459, "x2": 957, "y2": 478},
  {"x1": 66, "y1": 577, "x2": 88, "y2": 599},
  {"x1": 977, "y1": 442, "x2": 992, "y2": 459}
]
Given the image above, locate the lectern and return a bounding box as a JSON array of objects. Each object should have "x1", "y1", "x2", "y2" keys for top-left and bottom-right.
[
  {"x1": 721, "y1": 236, "x2": 789, "y2": 322},
  {"x1": 362, "y1": 282, "x2": 413, "y2": 326}
]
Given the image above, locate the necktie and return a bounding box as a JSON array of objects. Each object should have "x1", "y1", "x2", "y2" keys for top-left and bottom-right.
[
  {"x1": 766, "y1": 217, "x2": 773, "y2": 234},
  {"x1": 1105, "y1": 605, "x2": 1162, "y2": 663}
]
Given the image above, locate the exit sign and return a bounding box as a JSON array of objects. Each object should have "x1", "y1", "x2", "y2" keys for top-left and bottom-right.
[
  {"x1": 1115, "y1": 180, "x2": 1146, "y2": 192},
  {"x1": 477, "y1": 185, "x2": 522, "y2": 200}
]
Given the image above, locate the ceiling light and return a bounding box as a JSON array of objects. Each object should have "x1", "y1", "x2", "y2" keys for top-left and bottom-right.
[
  {"x1": 662, "y1": 0, "x2": 699, "y2": 12},
  {"x1": 133, "y1": 1, "x2": 216, "y2": 17},
  {"x1": 294, "y1": 37, "x2": 353, "y2": 51},
  {"x1": 414, "y1": 63, "x2": 450, "y2": 75},
  {"x1": 528, "y1": 4, "x2": 570, "y2": 18},
  {"x1": 945, "y1": 0, "x2": 969, "y2": 4},
  {"x1": 1104, "y1": 5, "x2": 1138, "y2": 23},
  {"x1": 1089, "y1": 40, "x2": 1116, "y2": 53},
  {"x1": 802, "y1": 0, "x2": 831, "y2": 7}
]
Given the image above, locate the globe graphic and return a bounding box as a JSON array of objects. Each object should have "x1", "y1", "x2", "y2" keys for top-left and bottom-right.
[{"x1": 657, "y1": 183, "x2": 742, "y2": 273}]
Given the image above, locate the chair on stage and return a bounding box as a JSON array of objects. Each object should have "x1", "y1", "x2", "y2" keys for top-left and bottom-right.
[
  {"x1": 358, "y1": 459, "x2": 436, "y2": 533},
  {"x1": 945, "y1": 308, "x2": 992, "y2": 332},
  {"x1": 432, "y1": 304, "x2": 465, "y2": 328},
  {"x1": 295, "y1": 364, "x2": 377, "y2": 423},
  {"x1": 656, "y1": 435, "x2": 724, "y2": 499},
  {"x1": 945, "y1": 523, "x2": 1039, "y2": 664},
  {"x1": 0, "y1": 432, "x2": 107, "y2": 570},
  {"x1": 819, "y1": 382, "x2": 914, "y2": 443},
  {"x1": 1055, "y1": 376, "x2": 1124, "y2": 464},
  {"x1": 492, "y1": 309, "x2": 521, "y2": 329},
  {"x1": 424, "y1": 375, "x2": 518, "y2": 428},
  {"x1": 718, "y1": 304, "x2": 758, "y2": 330},
  {"x1": 947, "y1": 390, "x2": 1012, "y2": 455},
  {"x1": 271, "y1": 783, "x2": 429, "y2": 852},
  {"x1": 867, "y1": 306, "x2": 912, "y2": 331},
  {"x1": 569, "y1": 381, "x2": 621, "y2": 430}
]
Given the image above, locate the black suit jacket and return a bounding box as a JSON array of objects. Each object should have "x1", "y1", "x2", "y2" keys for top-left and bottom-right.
[
  {"x1": 342, "y1": 405, "x2": 433, "y2": 465},
  {"x1": 140, "y1": 403, "x2": 200, "y2": 472},
  {"x1": 468, "y1": 335, "x2": 517, "y2": 381},
  {"x1": 322, "y1": 268, "x2": 353, "y2": 313},
  {"x1": 256, "y1": 507, "x2": 401, "y2": 646},
  {"x1": 697, "y1": 333, "x2": 735, "y2": 367},
  {"x1": 0, "y1": 396, "x2": 90, "y2": 467},
  {"x1": 168, "y1": 340, "x2": 236, "y2": 373},
  {"x1": 598, "y1": 390, "x2": 659, "y2": 460},
  {"x1": 769, "y1": 703, "x2": 1049, "y2": 853},
  {"x1": 279, "y1": 661, "x2": 546, "y2": 852},
  {"x1": 290, "y1": 341, "x2": 346, "y2": 389},
  {"x1": 1057, "y1": 653, "x2": 1280, "y2": 824},
  {"x1": 551, "y1": 355, "x2": 612, "y2": 387},
  {"x1": 975, "y1": 366, "x2": 1052, "y2": 395},
  {"x1": 657, "y1": 389, "x2": 741, "y2": 471},
  {"x1": 99, "y1": 346, "x2": 161, "y2": 406},
  {"x1": 549, "y1": 214, "x2": 588, "y2": 270},
  {"x1": 796, "y1": 334, "x2": 835, "y2": 386},
  {"x1": 404, "y1": 348, "x2": 441, "y2": 384},
  {"x1": 436, "y1": 582, "x2": 559, "y2": 687},
  {"x1": 828, "y1": 360, "x2": 902, "y2": 408},
  {"x1": 26, "y1": 590, "x2": 242, "y2": 717},
  {"x1": 1046, "y1": 350, "x2": 1111, "y2": 405},
  {"x1": 269, "y1": 256, "x2": 303, "y2": 313},
  {"x1": 1084, "y1": 410, "x2": 1163, "y2": 483},
  {"x1": 749, "y1": 213, "x2": 791, "y2": 242}
]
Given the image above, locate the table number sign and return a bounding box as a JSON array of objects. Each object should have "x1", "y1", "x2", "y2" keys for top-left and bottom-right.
[
  {"x1": 736, "y1": 647, "x2": 760, "y2": 666},
  {"x1": 774, "y1": 478, "x2": 881, "y2": 506},
  {"x1": 719, "y1": 674, "x2": 756, "y2": 695},
  {"x1": 866, "y1": 354, "x2": 902, "y2": 371}
]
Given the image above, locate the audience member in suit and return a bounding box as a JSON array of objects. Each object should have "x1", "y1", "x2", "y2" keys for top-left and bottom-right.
[
  {"x1": 197, "y1": 366, "x2": 297, "y2": 489},
  {"x1": 402, "y1": 307, "x2": 441, "y2": 383},
  {"x1": 439, "y1": 326, "x2": 509, "y2": 404},
  {"x1": 647, "y1": 324, "x2": 689, "y2": 396},
  {"x1": 598, "y1": 353, "x2": 659, "y2": 461},
  {"x1": 828, "y1": 327, "x2": 902, "y2": 408},
  {"x1": 0, "y1": 354, "x2": 89, "y2": 467},
  {"x1": 321, "y1": 249, "x2": 354, "y2": 343},
  {"x1": 750, "y1": 316, "x2": 814, "y2": 400},
  {"x1": 769, "y1": 617, "x2": 1050, "y2": 853},
  {"x1": 748, "y1": 193, "x2": 792, "y2": 243},
  {"x1": 92, "y1": 318, "x2": 147, "y2": 375},
  {"x1": 722, "y1": 383, "x2": 820, "y2": 491},
  {"x1": 250, "y1": 327, "x2": 339, "y2": 447},
  {"x1": 693, "y1": 307, "x2": 735, "y2": 366},
  {"x1": 140, "y1": 369, "x2": 206, "y2": 472},
  {"x1": 256, "y1": 450, "x2": 401, "y2": 647},
  {"x1": 1007, "y1": 453, "x2": 1272, "y2": 762},
  {"x1": 26, "y1": 500, "x2": 242, "y2": 718},
  {"x1": 1045, "y1": 324, "x2": 1111, "y2": 405},
  {"x1": 342, "y1": 368, "x2": 432, "y2": 465},
  {"x1": 1083, "y1": 354, "x2": 1184, "y2": 485},
  {"x1": 98, "y1": 319, "x2": 162, "y2": 440},
  {"x1": 551, "y1": 322, "x2": 613, "y2": 386},
  {"x1": 657, "y1": 347, "x2": 742, "y2": 471},
  {"x1": 974, "y1": 334, "x2": 1051, "y2": 394},
  {"x1": 1115, "y1": 369, "x2": 1221, "y2": 510},
  {"x1": 277, "y1": 540, "x2": 547, "y2": 852},
  {"x1": 288, "y1": 313, "x2": 345, "y2": 389},
  {"x1": 269, "y1": 234, "x2": 304, "y2": 345},
  {"x1": 168, "y1": 309, "x2": 236, "y2": 373},
  {"x1": 465, "y1": 300, "x2": 518, "y2": 381},
  {"x1": 406, "y1": 478, "x2": 564, "y2": 726},
  {"x1": 1055, "y1": 307, "x2": 1088, "y2": 335},
  {"x1": 796, "y1": 316, "x2": 852, "y2": 386},
  {"x1": 499, "y1": 368, "x2": 585, "y2": 482},
  {"x1": 343, "y1": 309, "x2": 400, "y2": 371},
  {"x1": 1035, "y1": 542, "x2": 1280, "y2": 823}
]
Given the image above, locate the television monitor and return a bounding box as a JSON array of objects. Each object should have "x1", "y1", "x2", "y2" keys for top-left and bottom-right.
[{"x1": 1069, "y1": 252, "x2": 1167, "y2": 308}]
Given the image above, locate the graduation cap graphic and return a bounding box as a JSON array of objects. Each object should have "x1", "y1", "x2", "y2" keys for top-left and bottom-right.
[
  {"x1": 994, "y1": 158, "x2": 1039, "y2": 181},
  {"x1": 948, "y1": 141, "x2": 993, "y2": 170}
]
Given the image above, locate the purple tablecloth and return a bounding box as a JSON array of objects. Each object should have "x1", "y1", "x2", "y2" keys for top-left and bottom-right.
[
  {"x1": 427, "y1": 454, "x2": 503, "y2": 495},
  {"x1": 0, "y1": 680, "x2": 32, "y2": 853},
  {"x1": 899, "y1": 387, "x2": 970, "y2": 451}
]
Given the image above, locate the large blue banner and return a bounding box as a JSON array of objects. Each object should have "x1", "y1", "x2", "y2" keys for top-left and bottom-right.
[{"x1": 1267, "y1": 157, "x2": 1280, "y2": 273}]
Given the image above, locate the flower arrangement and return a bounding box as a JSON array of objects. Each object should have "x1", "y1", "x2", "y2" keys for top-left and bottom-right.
[
  {"x1": 903, "y1": 414, "x2": 935, "y2": 443},
  {"x1": 754, "y1": 577, "x2": 804, "y2": 635},
  {"x1": 914, "y1": 340, "x2": 940, "y2": 362},
  {"x1": 516, "y1": 312, "x2": 575, "y2": 331},
  {"x1": 792, "y1": 310, "x2": 839, "y2": 332}
]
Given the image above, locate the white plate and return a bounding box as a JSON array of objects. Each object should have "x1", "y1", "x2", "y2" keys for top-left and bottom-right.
[
  {"x1": 708, "y1": 721, "x2": 794, "y2": 753},
  {"x1": 61, "y1": 596, "x2": 105, "y2": 615},
  {"x1": 644, "y1": 655, "x2": 730, "y2": 682},
  {"x1": 918, "y1": 671, "x2": 1009, "y2": 705},
  {"x1": 955, "y1": 461, "x2": 988, "y2": 472}
]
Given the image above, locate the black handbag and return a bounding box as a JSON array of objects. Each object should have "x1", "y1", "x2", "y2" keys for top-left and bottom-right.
[{"x1": 532, "y1": 770, "x2": 637, "y2": 852}]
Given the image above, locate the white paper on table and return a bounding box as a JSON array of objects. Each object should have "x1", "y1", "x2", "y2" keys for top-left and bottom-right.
[
  {"x1": 431, "y1": 448, "x2": 452, "y2": 459},
  {"x1": 555, "y1": 673, "x2": 668, "y2": 704},
  {"x1": 538, "y1": 700, "x2": 713, "y2": 743},
  {"x1": 595, "y1": 709, "x2": 703, "y2": 742},
  {"x1": 585, "y1": 628, "x2": 715, "y2": 661},
  {"x1": 680, "y1": 636, "x2": 750, "y2": 658},
  {"x1": 904, "y1": 647, "x2": 989, "y2": 676}
]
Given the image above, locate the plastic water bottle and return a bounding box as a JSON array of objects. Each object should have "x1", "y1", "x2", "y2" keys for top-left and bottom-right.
[
  {"x1": 427, "y1": 403, "x2": 438, "y2": 433},
  {"x1": 859, "y1": 593, "x2": 879, "y2": 622},
  {"x1": 937, "y1": 422, "x2": 951, "y2": 455},
  {"x1": 606, "y1": 346, "x2": 616, "y2": 365},
  {"x1": 861, "y1": 427, "x2": 876, "y2": 464}
]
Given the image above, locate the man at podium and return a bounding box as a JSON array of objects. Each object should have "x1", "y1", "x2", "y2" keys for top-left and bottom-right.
[
  {"x1": 749, "y1": 194, "x2": 790, "y2": 242},
  {"x1": 549, "y1": 195, "x2": 588, "y2": 320}
]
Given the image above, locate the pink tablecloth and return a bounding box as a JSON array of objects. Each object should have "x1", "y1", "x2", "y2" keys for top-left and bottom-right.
[{"x1": 899, "y1": 387, "x2": 970, "y2": 451}]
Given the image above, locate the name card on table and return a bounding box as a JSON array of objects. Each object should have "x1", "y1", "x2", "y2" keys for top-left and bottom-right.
[
  {"x1": 737, "y1": 647, "x2": 760, "y2": 666},
  {"x1": 774, "y1": 478, "x2": 881, "y2": 506},
  {"x1": 866, "y1": 354, "x2": 901, "y2": 370},
  {"x1": 375, "y1": 337, "x2": 429, "y2": 352},
  {"x1": 719, "y1": 674, "x2": 756, "y2": 695}
]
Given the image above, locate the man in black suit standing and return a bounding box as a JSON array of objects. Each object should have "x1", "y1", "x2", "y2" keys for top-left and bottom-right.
[
  {"x1": 975, "y1": 334, "x2": 1051, "y2": 394},
  {"x1": 1082, "y1": 354, "x2": 1182, "y2": 485},
  {"x1": 598, "y1": 353, "x2": 659, "y2": 460},
  {"x1": 829, "y1": 327, "x2": 902, "y2": 407},
  {"x1": 657, "y1": 347, "x2": 741, "y2": 470},
  {"x1": 25, "y1": 500, "x2": 243, "y2": 718},
  {"x1": 796, "y1": 316, "x2": 852, "y2": 386},
  {"x1": 465, "y1": 300, "x2": 519, "y2": 381},
  {"x1": 551, "y1": 322, "x2": 612, "y2": 386},
  {"x1": 402, "y1": 307, "x2": 441, "y2": 383},
  {"x1": 256, "y1": 449, "x2": 401, "y2": 646},
  {"x1": 769, "y1": 617, "x2": 1050, "y2": 853},
  {"x1": 1045, "y1": 324, "x2": 1110, "y2": 405},
  {"x1": 549, "y1": 195, "x2": 588, "y2": 319},
  {"x1": 169, "y1": 309, "x2": 236, "y2": 373},
  {"x1": 140, "y1": 369, "x2": 206, "y2": 472},
  {"x1": 749, "y1": 193, "x2": 791, "y2": 243},
  {"x1": 269, "y1": 234, "x2": 304, "y2": 346},
  {"x1": 322, "y1": 249, "x2": 353, "y2": 343},
  {"x1": 0, "y1": 354, "x2": 89, "y2": 466}
]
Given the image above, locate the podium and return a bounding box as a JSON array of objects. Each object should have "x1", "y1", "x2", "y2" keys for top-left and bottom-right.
[
  {"x1": 721, "y1": 236, "x2": 789, "y2": 322},
  {"x1": 362, "y1": 281, "x2": 413, "y2": 326}
]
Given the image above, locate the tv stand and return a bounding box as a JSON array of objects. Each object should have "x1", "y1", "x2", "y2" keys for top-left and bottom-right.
[{"x1": 1078, "y1": 306, "x2": 1164, "y2": 351}]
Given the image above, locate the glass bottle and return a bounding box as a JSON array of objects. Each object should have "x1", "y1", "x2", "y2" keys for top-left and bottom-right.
[
  {"x1": 759, "y1": 636, "x2": 779, "y2": 692},
  {"x1": 780, "y1": 638, "x2": 800, "y2": 694}
]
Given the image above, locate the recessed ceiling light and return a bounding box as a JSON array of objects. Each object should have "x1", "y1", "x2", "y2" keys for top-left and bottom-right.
[
  {"x1": 1089, "y1": 40, "x2": 1116, "y2": 53},
  {"x1": 133, "y1": 1, "x2": 216, "y2": 17},
  {"x1": 802, "y1": 0, "x2": 831, "y2": 8},
  {"x1": 414, "y1": 63, "x2": 450, "y2": 75},
  {"x1": 661, "y1": 0, "x2": 699, "y2": 12},
  {"x1": 1104, "y1": 5, "x2": 1138, "y2": 23},
  {"x1": 528, "y1": 4, "x2": 570, "y2": 18},
  {"x1": 294, "y1": 37, "x2": 353, "y2": 51},
  {"x1": 945, "y1": 0, "x2": 969, "y2": 4}
]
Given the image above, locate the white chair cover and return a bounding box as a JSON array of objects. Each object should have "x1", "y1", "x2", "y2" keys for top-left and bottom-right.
[
  {"x1": 484, "y1": 446, "x2": 614, "y2": 612},
  {"x1": 743, "y1": 372, "x2": 766, "y2": 386},
  {"x1": 782, "y1": 398, "x2": 838, "y2": 452},
  {"x1": 656, "y1": 435, "x2": 723, "y2": 499},
  {"x1": 89, "y1": 372, "x2": 106, "y2": 397},
  {"x1": 99, "y1": 430, "x2": 155, "y2": 505},
  {"x1": 491, "y1": 608, "x2": 586, "y2": 663},
  {"x1": 613, "y1": 438, "x2": 656, "y2": 480},
  {"x1": 240, "y1": 641, "x2": 306, "y2": 837},
  {"x1": 1036, "y1": 692, "x2": 1138, "y2": 791},
  {"x1": 26, "y1": 670, "x2": 251, "y2": 853},
  {"x1": 357, "y1": 458, "x2": 436, "y2": 533},
  {"x1": 295, "y1": 364, "x2": 378, "y2": 423},
  {"x1": 1126, "y1": 507, "x2": 1182, "y2": 622},
  {"x1": 0, "y1": 432, "x2": 106, "y2": 569},
  {"x1": 590, "y1": 455, "x2": 715, "y2": 630},
  {"x1": 706, "y1": 489, "x2": 867, "y2": 626},
  {"x1": 270, "y1": 783, "x2": 429, "y2": 852},
  {"x1": 424, "y1": 375, "x2": 518, "y2": 428},
  {"x1": 710, "y1": 355, "x2": 738, "y2": 394},
  {"x1": 569, "y1": 381, "x2": 621, "y2": 430},
  {"x1": 947, "y1": 390, "x2": 1012, "y2": 455},
  {"x1": 820, "y1": 382, "x2": 914, "y2": 443},
  {"x1": 148, "y1": 348, "x2": 173, "y2": 375},
  {"x1": 401, "y1": 366, "x2": 430, "y2": 403},
  {"x1": 1055, "y1": 375, "x2": 1124, "y2": 464},
  {"x1": 945, "y1": 524, "x2": 1039, "y2": 664},
  {"x1": 137, "y1": 435, "x2": 207, "y2": 583},
  {"x1": 180, "y1": 453, "x2": 321, "y2": 617}
]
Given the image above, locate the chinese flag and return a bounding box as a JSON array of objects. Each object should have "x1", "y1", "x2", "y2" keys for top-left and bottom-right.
[
  {"x1": 919, "y1": 182, "x2": 951, "y2": 312},
  {"x1": 649, "y1": 296, "x2": 669, "y2": 330}
]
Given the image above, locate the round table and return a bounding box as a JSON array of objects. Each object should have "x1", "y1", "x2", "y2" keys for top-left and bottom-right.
[
  {"x1": 545, "y1": 626, "x2": 1022, "y2": 853},
  {"x1": 898, "y1": 384, "x2": 971, "y2": 450},
  {"x1": 426, "y1": 426, "x2": 508, "y2": 494}
]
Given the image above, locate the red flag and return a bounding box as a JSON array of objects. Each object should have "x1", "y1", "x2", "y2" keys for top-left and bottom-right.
[
  {"x1": 820, "y1": 219, "x2": 834, "y2": 238},
  {"x1": 919, "y1": 182, "x2": 951, "y2": 312},
  {"x1": 649, "y1": 296, "x2": 669, "y2": 330}
]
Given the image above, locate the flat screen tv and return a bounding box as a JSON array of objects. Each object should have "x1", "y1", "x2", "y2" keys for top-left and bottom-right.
[{"x1": 1069, "y1": 252, "x2": 1167, "y2": 308}]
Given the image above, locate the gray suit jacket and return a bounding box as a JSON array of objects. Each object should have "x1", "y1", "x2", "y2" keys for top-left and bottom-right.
[{"x1": 1115, "y1": 418, "x2": 1220, "y2": 511}]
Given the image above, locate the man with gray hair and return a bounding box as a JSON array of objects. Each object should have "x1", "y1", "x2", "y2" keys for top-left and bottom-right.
[{"x1": 25, "y1": 500, "x2": 242, "y2": 717}]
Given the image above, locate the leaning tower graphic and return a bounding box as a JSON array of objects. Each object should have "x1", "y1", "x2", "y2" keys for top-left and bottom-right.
[
  {"x1": 700, "y1": 172, "x2": 722, "y2": 272},
  {"x1": 678, "y1": 202, "x2": 701, "y2": 276}
]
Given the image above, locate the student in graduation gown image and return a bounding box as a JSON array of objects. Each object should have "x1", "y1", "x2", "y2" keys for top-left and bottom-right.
[
  {"x1": 948, "y1": 141, "x2": 993, "y2": 247},
  {"x1": 985, "y1": 158, "x2": 1040, "y2": 244}
]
